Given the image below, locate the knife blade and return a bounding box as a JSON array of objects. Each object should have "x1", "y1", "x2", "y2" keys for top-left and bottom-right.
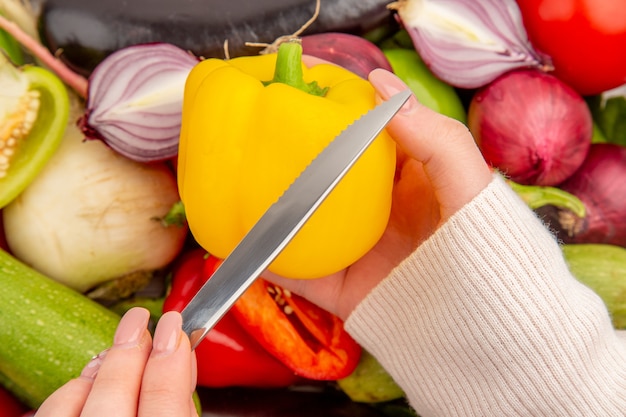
[{"x1": 181, "y1": 89, "x2": 412, "y2": 349}]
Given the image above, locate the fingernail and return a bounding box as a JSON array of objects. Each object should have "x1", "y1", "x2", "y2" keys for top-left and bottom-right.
[
  {"x1": 114, "y1": 307, "x2": 150, "y2": 348},
  {"x1": 152, "y1": 311, "x2": 182, "y2": 357},
  {"x1": 80, "y1": 348, "x2": 109, "y2": 379},
  {"x1": 369, "y1": 69, "x2": 417, "y2": 114}
]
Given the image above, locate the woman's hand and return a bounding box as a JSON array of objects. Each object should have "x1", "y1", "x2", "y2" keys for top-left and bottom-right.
[
  {"x1": 268, "y1": 68, "x2": 493, "y2": 320},
  {"x1": 34, "y1": 307, "x2": 198, "y2": 417}
]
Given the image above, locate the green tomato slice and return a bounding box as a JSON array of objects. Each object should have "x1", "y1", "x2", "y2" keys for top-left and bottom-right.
[{"x1": 0, "y1": 60, "x2": 70, "y2": 208}]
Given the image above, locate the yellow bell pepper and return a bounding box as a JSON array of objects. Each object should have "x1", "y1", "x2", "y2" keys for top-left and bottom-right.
[{"x1": 178, "y1": 41, "x2": 396, "y2": 279}]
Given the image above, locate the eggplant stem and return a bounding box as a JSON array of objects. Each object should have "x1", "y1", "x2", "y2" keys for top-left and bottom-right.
[{"x1": 0, "y1": 14, "x2": 88, "y2": 98}]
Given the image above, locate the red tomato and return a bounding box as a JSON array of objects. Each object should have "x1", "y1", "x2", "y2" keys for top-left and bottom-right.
[
  {"x1": 0, "y1": 386, "x2": 29, "y2": 417},
  {"x1": 517, "y1": 0, "x2": 626, "y2": 96}
]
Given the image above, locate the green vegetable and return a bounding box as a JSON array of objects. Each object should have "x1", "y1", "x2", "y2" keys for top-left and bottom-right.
[
  {"x1": 587, "y1": 90, "x2": 626, "y2": 147},
  {"x1": 563, "y1": 243, "x2": 626, "y2": 329},
  {"x1": 0, "y1": 53, "x2": 69, "y2": 209},
  {"x1": 0, "y1": 23, "x2": 23, "y2": 64},
  {"x1": 382, "y1": 47, "x2": 467, "y2": 123},
  {"x1": 0, "y1": 248, "x2": 119, "y2": 409},
  {"x1": 507, "y1": 180, "x2": 586, "y2": 218},
  {"x1": 591, "y1": 121, "x2": 608, "y2": 144},
  {"x1": 337, "y1": 350, "x2": 405, "y2": 403}
]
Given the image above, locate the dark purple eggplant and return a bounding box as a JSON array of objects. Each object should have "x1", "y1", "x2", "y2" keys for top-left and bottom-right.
[
  {"x1": 196, "y1": 385, "x2": 411, "y2": 417},
  {"x1": 37, "y1": 0, "x2": 395, "y2": 76}
]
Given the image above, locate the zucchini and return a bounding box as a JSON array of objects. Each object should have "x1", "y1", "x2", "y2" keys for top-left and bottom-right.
[
  {"x1": 0, "y1": 248, "x2": 120, "y2": 409},
  {"x1": 563, "y1": 243, "x2": 626, "y2": 329}
]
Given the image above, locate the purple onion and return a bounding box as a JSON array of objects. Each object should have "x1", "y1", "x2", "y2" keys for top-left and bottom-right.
[
  {"x1": 389, "y1": 0, "x2": 552, "y2": 89},
  {"x1": 468, "y1": 69, "x2": 592, "y2": 186},
  {"x1": 537, "y1": 143, "x2": 626, "y2": 247},
  {"x1": 79, "y1": 43, "x2": 199, "y2": 162},
  {"x1": 301, "y1": 32, "x2": 393, "y2": 79}
]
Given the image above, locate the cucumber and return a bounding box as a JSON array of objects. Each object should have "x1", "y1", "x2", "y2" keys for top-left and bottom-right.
[{"x1": 0, "y1": 248, "x2": 120, "y2": 409}]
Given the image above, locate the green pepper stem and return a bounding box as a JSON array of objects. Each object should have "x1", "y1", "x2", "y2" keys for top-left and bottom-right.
[
  {"x1": 507, "y1": 180, "x2": 587, "y2": 218},
  {"x1": 265, "y1": 40, "x2": 328, "y2": 96}
]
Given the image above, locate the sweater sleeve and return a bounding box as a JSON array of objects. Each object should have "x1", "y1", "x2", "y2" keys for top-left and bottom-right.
[{"x1": 345, "y1": 174, "x2": 626, "y2": 417}]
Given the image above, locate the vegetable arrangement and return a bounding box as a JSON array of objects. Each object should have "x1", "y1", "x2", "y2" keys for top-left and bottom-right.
[{"x1": 0, "y1": 0, "x2": 624, "y2": 415}]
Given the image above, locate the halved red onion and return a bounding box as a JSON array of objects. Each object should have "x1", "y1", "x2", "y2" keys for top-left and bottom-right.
[
  {"x1": 468, "y1": 69, "x2": 592, "y2": 186},
  {"x1": 79, "y1": 43, "x2": 199, "y2": 162},
  {"x1": 388, "y1": 0, "x2": 552, "y2": 89}
]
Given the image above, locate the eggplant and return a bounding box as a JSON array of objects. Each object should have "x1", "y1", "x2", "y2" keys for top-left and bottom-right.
[
  {"x1": 37, "y1": 0, "x2": 395, "y2": 76},
  {"x1": 196, "y1": 386, "x2": 405, "y2": 417}
]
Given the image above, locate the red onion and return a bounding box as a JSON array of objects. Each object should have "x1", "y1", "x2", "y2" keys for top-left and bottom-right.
[
  {"x1": 388, "y1": 0, "x2": 551, "y2": 89},
  {"x1": 468, "y1": 69, "x2": 592, "y2": 186},
  {"x1": 79, "y1": 43, "x2": 199, "y2": 163},
  {"x1": 301, "y1": 32, "x2": 393, "y2": 79},
  {"x1": 536, "y1": 143, "x2": 626, "y2": 247}
]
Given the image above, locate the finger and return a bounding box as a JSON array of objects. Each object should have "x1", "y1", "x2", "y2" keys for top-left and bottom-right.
[
  {"x1": 80, "y1": 307, "x2": 152, "y2": 417},
  {"x1": 139, "y1": 311, "x2": 196, "y2": 417},
  {"x1": 34, "y1": 377, "x2": 92, "y2": 417},
  {"x1": 368, "y1": 68, "x2": 492, "y2": 220},
  {"x1": 302, "y1": 54, "x2": 333, "y2": 67}
]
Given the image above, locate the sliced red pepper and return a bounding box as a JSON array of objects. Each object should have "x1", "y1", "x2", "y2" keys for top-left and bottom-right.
[
  {"x1": 163, "y1": 248, "x2": 300, "y2": 388},
  {"x1": 201, "y1": 256, "x2": 362, "y2": 380}
]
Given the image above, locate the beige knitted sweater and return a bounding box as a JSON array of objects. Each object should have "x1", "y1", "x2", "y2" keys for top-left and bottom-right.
[{"x1": 346, "y1": 175, "x2": 626, "y2": 416}]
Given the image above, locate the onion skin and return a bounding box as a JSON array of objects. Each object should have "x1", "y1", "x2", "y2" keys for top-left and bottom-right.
[
  {"x1": 301, "y1": 32, "x2": 393, "y2": 79},
  {"x1": 536, "y1": 143, "x2": 626, "y2": 247},
  {"x1": 468, "y1": 69, "x2": 592, "y2": 186}
]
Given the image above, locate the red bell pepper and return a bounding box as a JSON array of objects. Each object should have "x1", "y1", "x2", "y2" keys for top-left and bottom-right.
[
  {"x1": 0, "y1": 386, "x2": 29, "y2": 417},
  {"x1": 203, "y1": 256, "x2": 362, "y2": 380},
  {"x1": 163, "y1": 248, "x2": 300, "y2": 388}
]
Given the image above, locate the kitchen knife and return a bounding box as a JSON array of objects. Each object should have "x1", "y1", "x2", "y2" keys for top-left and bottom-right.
[{"x1": 181, "y1": 89, "x2": 412, "y2": 349}]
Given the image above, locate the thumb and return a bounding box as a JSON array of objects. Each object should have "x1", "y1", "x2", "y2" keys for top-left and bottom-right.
[{"x1": 368, "y1": 68, "x2": 492, "y2": 219}]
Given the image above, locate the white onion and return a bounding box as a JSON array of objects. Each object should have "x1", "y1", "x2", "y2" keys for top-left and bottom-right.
[{"x1": 3, "y1": 103, "x2": 188, "y2": 292}]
